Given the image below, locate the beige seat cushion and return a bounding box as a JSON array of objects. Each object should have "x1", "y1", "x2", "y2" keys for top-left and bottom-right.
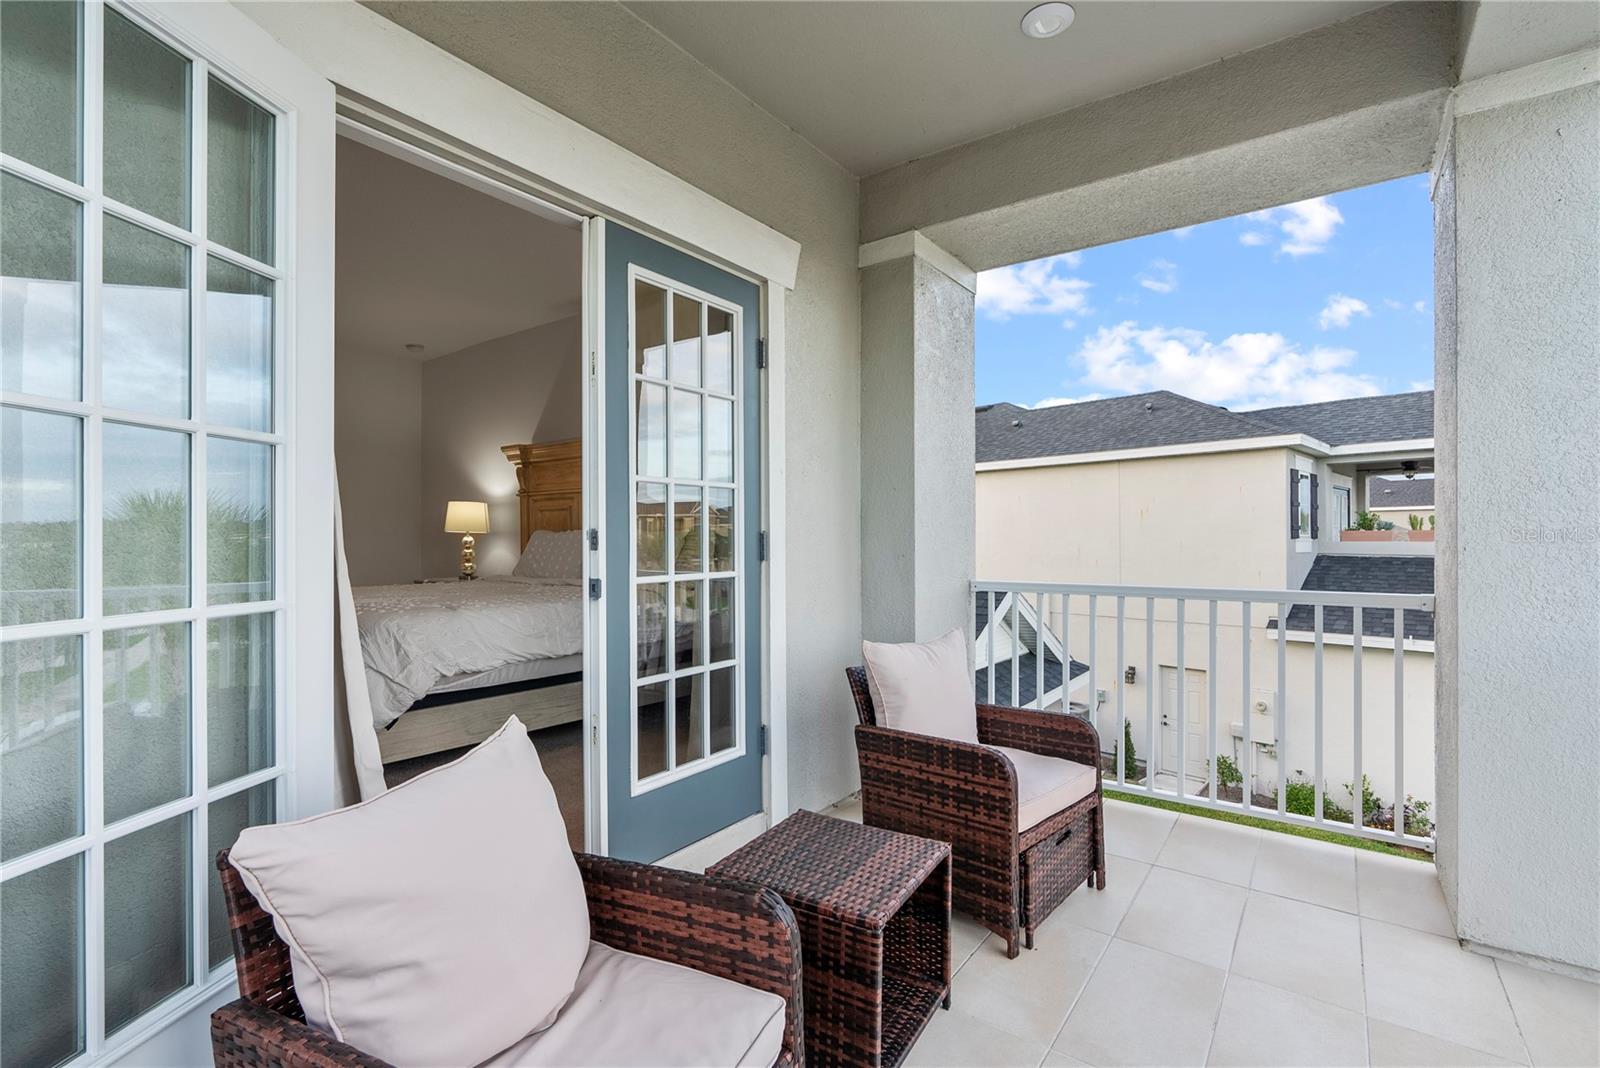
[
  {"x1": 228, "y1": 717, "x2": 589, "y2": 1068},
  {"x1": 480, "y1": 941, "x2": 787, "y2": 1068},
  {"x1": 861, "y1": 628, "x2": 979, "y2": 744},
  {"x1": 990, "y1": 746, "x2": 1098, "y2": 832}
]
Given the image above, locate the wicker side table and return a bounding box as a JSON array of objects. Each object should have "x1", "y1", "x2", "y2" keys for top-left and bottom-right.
[{"x1": 707, "y1": 809, "x2": 951, "y2": 1068}]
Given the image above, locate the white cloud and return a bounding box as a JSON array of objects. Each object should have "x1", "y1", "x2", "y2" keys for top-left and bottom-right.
[
  {"x1": 1137, "y1": 259, "x2": 1179, "y2": 294},
  {"x1": 1413, "y1": 300, "x2": 1427, "y2": 313},
  {"x1": 1409, "y1": 379, "x2": 1434, "y2": 392},
  {"x1": 1074, "y1": 321, "x2": 1382, "y2": 410},
  {"x1": 975, "y1": 253, "x2": 1091, "y2": 321},
  {"x1": 1318, "y1": 293, "x2": 1371, "y2": 330},
  {"x1": 1383, "y1": 298, "x2": 1404, "y2": 310},
  {"x1": 1029, "y1": 393, "x2": 1106, "y2": 409},
  {"x1": 1239, "y1": 231, "x2": 1269, "y2": 247},
  {"x1": 1171, "y1": 226, "x2": 1197, "y2": 240},
  {"x1": 1244, "y1": 196, "x2": 1344, "y2": 256}
]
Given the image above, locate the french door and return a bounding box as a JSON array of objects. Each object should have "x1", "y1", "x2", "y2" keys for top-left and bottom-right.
[
  {"x1": 599, "y1": 223, "x2": 764, "y2": 861},
  {"x1": 0, "y1": 3, "x2": 333, "y2": 1063}
]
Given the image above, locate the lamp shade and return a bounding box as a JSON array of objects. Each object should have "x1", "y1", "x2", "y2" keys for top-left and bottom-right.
[{"x1": 444, "y1": 500, "x2": 490, "y2": 534}]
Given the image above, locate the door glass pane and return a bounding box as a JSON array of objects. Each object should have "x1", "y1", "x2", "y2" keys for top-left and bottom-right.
[
  {"x1": 709, "y1": 578, "x2": 735, "y2": 665},
  {"x1": 1, "y1": 406, "x2": 81, "y2": 625},
  {"x1": 206, "y1": 257, "x2": 273, "y2": 431},
  {"x1": 103, "y1": 622, "x2": 190, "y2": 825},
  {"x1": 674, "y1": 580, "x2": 702, "y2": 671},
  {"x1": 208, "y1": 437, "x2": 272, "y2": 604},
  {"x1": 674, "y1": 672, "x2": 704, "y2": 767},
  {"x1": 709, "y1": 667, "x2": 736, "y2": 755},
  {"x1": 206, "y1": 782, "x2": 275, "y2": 968},
  {"x1": 102, "y1": 215, "x2": 189, "y2": 418},
  {"x1": 1, "y1": 635, "x2": 82, "y2": 863},
  {"x1": 207, "y1": 78, "x2": 275, "y2": 264},
  {"x1": 669, "y1": 390, "x2": 701, "y2": 480},
  {"x1": 104, "y1": 814, "x2": 191, "y2": 1035},
  {"x1": 636, "y1": 583, "x2": 667, "y2": 679},
  {"x1": 208, "y1": 613, "x2": 273, "y2": 787},
  {"x1": 633, "y1": 280, "x2": 665, "y2": 378},
  {"x1": 103, "y1": 422, "x2": 189, "y2": 615},
  {"x1": 0, "y1": 0, "x2": 81, "y2": 181},
  {"x1": 707, "y1": 488, "x2": 734, "y2": 573},
  {"x1": 706, "y1": 396, "x2": 733, "y2": 483},
  {"x1": 672, "y1": 486, "x2": 702, "y2": 573},
  {"x1": 637, "y1": 681, "x2": 667, "y2": 779},
  {"x1": 705, "y1": 306, "x2": 733, "y2": 395},
  {"x1": 636, "y1": 382, "x2": 666, "y2": 478},
  {"x1": 635, "y1": 482, "x2": 666, "y2": 577},
  {"x1": 1, "y1": 853, "x2": 84, "y2": 1067},
  {"x1": 1, "y1": 173, "x2": 82, "y2": 399},
  {"x1": 103, "y1": 8, "x2": 189, "y2": 227},
  {"x1": 670, "y1": 294, "x2": 701, "y2": 387}
]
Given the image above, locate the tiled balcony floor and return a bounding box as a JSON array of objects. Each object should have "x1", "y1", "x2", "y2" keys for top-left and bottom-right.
[{"x1": 812, "y1": 797, "x2": 1599, "y2": 1068}]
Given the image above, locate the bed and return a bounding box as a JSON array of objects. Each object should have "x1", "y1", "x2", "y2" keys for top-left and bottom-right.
[{"x1": 359, "y1": 438, "x2": 585, "y2": 763}]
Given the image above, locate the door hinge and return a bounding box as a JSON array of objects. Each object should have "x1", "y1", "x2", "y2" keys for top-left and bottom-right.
[
  {"x1": 760, "y1": 724, "x2": 769, "y2": 756},
  {"x1": 758, "y1": 530, "x2": 769, "y2": 561},
  {"x1": 589, "y1": 350, "x2": 597, "y2": 377},
  {"x1": 588, "y1": 578, "x2": 602, "y2": 600},
  {"x1": 757, "y1": 337, "x2": 768, "y2": 370},
  {"x1": 588, "y1": 528, "x2": 599, "y2": 551}
]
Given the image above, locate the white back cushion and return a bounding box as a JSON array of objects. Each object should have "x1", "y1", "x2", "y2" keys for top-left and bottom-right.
[
  {"x1": 513, "y1": 529, "x2": 584, "y2": 584},
  {"x1": 861, "y1": 628, "x2": 979, "y2": 744},
  {"x1": 227, "y1": 718, "x2": 589, "y2": 1068}
]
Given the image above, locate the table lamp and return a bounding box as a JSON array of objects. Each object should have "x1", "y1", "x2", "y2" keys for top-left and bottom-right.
[{"x1": 444, "y1": 500, "x2": 490, "y2": 580}]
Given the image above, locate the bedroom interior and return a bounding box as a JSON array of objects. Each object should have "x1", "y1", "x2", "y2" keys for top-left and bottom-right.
[{"x1": 331, "y1": 133, "x2": 589, "y2": 847}]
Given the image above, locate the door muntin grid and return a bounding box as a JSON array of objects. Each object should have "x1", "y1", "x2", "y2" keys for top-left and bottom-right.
[{"x1": 628, "y1": 267, "x2": 744, "y2": 794}]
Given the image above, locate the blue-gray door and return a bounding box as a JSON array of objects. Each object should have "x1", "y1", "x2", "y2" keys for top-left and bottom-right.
[{"x1": 603, "y1": 223, "x2": 763, "y2": 861}]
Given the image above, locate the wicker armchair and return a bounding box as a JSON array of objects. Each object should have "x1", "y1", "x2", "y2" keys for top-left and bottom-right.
[
  {"x1": 211, "y1": 850, "x2": 806, "y2": 1067},
  {"x1": 846, "y1": 667, "x2": 1106, "y2": 959}
]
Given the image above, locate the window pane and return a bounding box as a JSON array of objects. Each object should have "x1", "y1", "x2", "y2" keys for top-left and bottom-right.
[
  {"x1": 206, "y1": 782, "x2": 275, "y2": 968},
  {"x1": 103, "y1": 622, "x2": 190, "y2": 825},
  {"x1": 635, "y1": 482, "x2": 666, "y2": 578},
  {"x1": 709, "y1": 667, "x2": 736, "y2": 755},
  {"x1": 103, "y1": 422, "x2": 189, "y2": 615},
  {"x1": 103, "y1": 8, "x2": 189, "y2": 227},
  {"x1": 669, "y1": 390, "x2": 701, "y2": 480},
  {"x1": 709, "y1": 578, "x2": 735, "y2": 665},
  {"x1": 674, "y1": 671, "x2": 704, "y2": 767},
  {"x1": 206, "y1": 257, "x2": 273, "y2": 431},
  {"x1": 706, "y1": 396, "x2": 733, "y2": 483},
  {"x1": 1, "y1": 635, "x2": 83, "y2": 863},
  {"x1": 1, "y1": 173, "x2": 82, "y2": 400},
  {"x1": 634, "y1": 281, "x2": 665, "y2": 378},
  {"x1": 102, "y1": 215, "x2": 189, "y2": 418},
  {"x1": 636, "y1": 582, "x2": 667, "y2": 679},
  {"x1": 1, "y1": 853, "x2": 84, "y2": 1067},
  {"x1": 637, "y1": 681, "x2": 667, "y2": 780},
  {"x1": 104, "y1": 814, "x2": 191, "y2": 1035},
  {"x1": 636, "y1": 381, "x2": 666, "y2": 478},
  {"x1": 1, "y1": 406, "x2": 80, "y2": 625},
  {"x1": 673, "y1": 486, "x2": 702, "y2": 574},
  {"x1": 207, "y1": 79, "x2": 274, "y2": 264},
  {"x1": 674, "y1": 579, "x2": 702, "y2": 671},
  {"x1": 208, "y1": 437, "x2": 272, "y2": 605},
  {"x1": 670, "y1": 294, "x2": 701, "y2": 387},
  {"x1": 0, "y1": 0, "x2": 81, "y2": 181},
  {"x1": 208, "y1": 614, "x2": 273, "y2": 787},
  {"x1": 707, "y1": 488, "x2": 734, "y2": 573},
  {"x1": 705, "y1": 306, "x2": 733, "y2": 395}
]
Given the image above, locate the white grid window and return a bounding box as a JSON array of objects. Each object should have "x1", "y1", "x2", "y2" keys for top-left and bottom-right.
[{"x1": 1, "y1": 3, "x2": 287, "y2": 1062}]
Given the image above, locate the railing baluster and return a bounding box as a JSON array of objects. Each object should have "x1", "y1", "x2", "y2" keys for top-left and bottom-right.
[
  {"x1": 1088, "y1": 593, "x2": 1099, "y2": 729},
  {"x1": 1116, "y1": 594, "x2": 1126, "y2": 788},
  {"x1": 1010, "y1": 593, "x2": 1021, "y2": 707},
  {"x1": 986, "y1": 590, "x2": 996, "y2": 705},
  {"x1": 1353, "y1": 605, "x2": 1364, "y2": 831},
  {"x1": 1175, "y1": 597, "x2": 1186, "y2": 800},
  {"x1": 1063, "y1": 592, "x2": 1072, "y2": 712},
  {"x1": 1035, "y1": 591, "x2": 1046, "y2": 710},
  {"x1": 1314, "y1": 603, "x2": 1325, "y2": 824},
  {"x1": 1394, "y1": 606, "x2": 1405, "y2": 841},
  {"x1": 1241, "y1": 599, "x2": 1252, "y2": 813},
  {"x1": 1208, "y1": 600, "x2": 1218, "y2": 803},
  {"x1": 1276, "y1": 599, "x2": 1288, "y2": 818},
  {"x1": 1145, "y1": 597, "x2": 1155, "y2": 791}
]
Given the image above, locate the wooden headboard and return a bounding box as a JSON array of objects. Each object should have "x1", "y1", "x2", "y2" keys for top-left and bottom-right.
[{"x1": 500, "y1": 438, "x2": 582, "y2": 550}]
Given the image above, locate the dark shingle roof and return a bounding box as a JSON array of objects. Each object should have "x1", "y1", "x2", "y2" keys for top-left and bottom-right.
[
  {"x1": 1368, "y1": 476, "x2": 1434, "y2": 509},
  {"x1": 976, "y1": 390, "x2": 1433, "y2": 462},
  {"x1": 973, "y1": 595, "x2": 1088, "y2": 705},
  {"x1": 1273, "y1": 555, "x2": 1435, "y2": 642}
]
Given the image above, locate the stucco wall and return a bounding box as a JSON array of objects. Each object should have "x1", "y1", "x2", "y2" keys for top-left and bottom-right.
[{"x1": 361, "y1": 1, "x2": 864, "y2": 811}]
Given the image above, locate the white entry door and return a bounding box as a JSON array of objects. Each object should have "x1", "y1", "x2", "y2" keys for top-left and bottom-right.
[
  {"x1": 1159, "y1": 667, "x2": 1209, "y2": 781},
  {"x1": 0, "y1": 3, "x2": 334, "y2": 1063}
]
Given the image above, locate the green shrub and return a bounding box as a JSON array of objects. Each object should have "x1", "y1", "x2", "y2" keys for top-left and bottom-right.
[
  {"x1": 1282, "y1": 772, "x2": 1353, "y2": 824},
  {"x1": 1122, "y1": 720, "x2": 1139, "y2": 781},
  {"x1": 1214, "y1": 755, "x2": 1243, "y2": 789},
  {"x1": 1354, "y1": 510, "x2": 1380, "y2": 531}
]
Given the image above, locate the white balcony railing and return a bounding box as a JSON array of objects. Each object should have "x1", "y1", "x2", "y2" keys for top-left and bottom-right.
[{"x1": 973, "y1": 579, "x2": 1438, "y2": 850}]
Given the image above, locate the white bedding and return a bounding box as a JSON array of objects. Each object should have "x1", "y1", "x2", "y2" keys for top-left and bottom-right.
[{"x1": 355, "y1": 576, "x2": 584, "y2": 729}]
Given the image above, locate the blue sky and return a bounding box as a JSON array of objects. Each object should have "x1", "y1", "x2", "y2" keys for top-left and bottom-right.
[{"x1": 975, "y1": 174, "x2": 1434, "y2": 411}]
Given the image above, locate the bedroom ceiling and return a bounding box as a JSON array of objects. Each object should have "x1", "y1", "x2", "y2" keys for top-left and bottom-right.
[
  {"x1": 336, "y1": 137, "x2": 582, "y2": 362},
  {"x1": 622, "y1": 0, "x2": 1386, "y2": 176}
]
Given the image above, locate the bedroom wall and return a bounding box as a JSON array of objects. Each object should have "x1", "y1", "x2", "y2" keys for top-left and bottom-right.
[
  {"x1": 334, "y1": 344, "x2": 423, "y2": 585},
  {"x1": 419, "y1": 315, "x2": 583, "y2": 579}
]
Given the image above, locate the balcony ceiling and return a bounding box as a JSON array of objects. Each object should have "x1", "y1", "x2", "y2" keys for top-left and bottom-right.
[{"x1": 624, "y1": 1, "x2": 1385, "y2": 175}]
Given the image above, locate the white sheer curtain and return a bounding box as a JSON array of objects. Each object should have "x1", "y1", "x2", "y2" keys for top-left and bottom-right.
[{"x1": 334, "y1": 477, "x2": 387, "y2": 802}]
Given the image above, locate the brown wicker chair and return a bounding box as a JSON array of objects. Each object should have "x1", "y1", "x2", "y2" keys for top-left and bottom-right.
[
  {"x1": 846, "y1": 666, "x2": 1106, "y2": 959},
  {"x1": 211, "y1": 850, "x2": 806, "y2": 1067}
]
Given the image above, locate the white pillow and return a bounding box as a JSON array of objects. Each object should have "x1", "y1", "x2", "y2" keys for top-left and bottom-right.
[
  {"x1": 513, "y1": 529, "x2": 584, "y2": 584},
  {"x1": 227, "y1": 717, "x2": 589, "y2": 1068},
  {"x1": 861, "y1": 628, "x2": 979, "y2": 744}
]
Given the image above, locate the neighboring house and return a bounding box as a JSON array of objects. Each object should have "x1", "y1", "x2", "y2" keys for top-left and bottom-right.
[
  {"x1": 1368, "y1": 474, "x2": 1436, "y2": 528},
  {"x1": 974, "y1": 389, "x2": 1436, "y2": 810}
]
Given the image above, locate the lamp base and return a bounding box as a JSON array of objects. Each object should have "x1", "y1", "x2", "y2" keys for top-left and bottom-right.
[{"x1": 459, "y1": 534, "x2": 478, "y2": 580}]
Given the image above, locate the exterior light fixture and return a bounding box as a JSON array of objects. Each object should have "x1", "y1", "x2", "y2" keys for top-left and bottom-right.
[
  {"x1": 1021, "y1": 2, "x2": 1075, "y2": 39},
  {"x1": 1402, "y1": 460, "x2": 1418, "y2": 479},
  {"x1": 1125, "y1": 665, "x2": 1137, "y2": 685}
]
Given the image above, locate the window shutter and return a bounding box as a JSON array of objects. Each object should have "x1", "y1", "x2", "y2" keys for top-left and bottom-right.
[
  {"x1": 1289, "y1": 469, "x2": 1300, "y2": 538},
  {"x1": 1310, "y1": 474, "x2": 1321, "y2": 539}
]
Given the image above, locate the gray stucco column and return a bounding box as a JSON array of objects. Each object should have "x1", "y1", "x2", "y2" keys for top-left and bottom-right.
[
  {"x1": 1434, "y1": 73, "x2": 1599, "y2": 975},
  {"x1": 858, "y1": 233, "x2": 977, "y2": 644}
]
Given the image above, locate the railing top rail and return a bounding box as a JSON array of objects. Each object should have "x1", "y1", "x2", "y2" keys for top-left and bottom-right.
[{"x1": 974, "y1": 578, "x2": 1435, "y2": 612}]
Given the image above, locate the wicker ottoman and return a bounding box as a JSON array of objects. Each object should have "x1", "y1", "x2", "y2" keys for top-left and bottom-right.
[{"x1": 707, "y1": 810, "x2": 951, "y2": 1068}]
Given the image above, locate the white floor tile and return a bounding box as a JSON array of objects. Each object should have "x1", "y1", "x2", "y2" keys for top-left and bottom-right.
[
  {"x1": 1362, "y1": 918, "x2": 1527, "y2": 1063},
  {"x1": 1048, "y1": 854, "x2": 1151, "y2": 936},
  {"x1": 1355, "y1": 850, "x2": 1454, "y2": 937},
  {"x1": 1103, "y1": 801, "x2": 1178, "y2": 862},
  {"x1": 952, "y1": 912, "x2": 992, "y2": 972},
  {"x1": 1367, "y1": 1019, "x2": 1524, "y2": 1067},
  {"x1": 1205, "y1": 975, "x2": 1367, "y2": 1067},
  {"x1": 1250, "y1": 832, "x2": 1358, "y2": 912},
  {"x1": 1043, "y1": 1055, "x2": 1094, "y2": 1068},
  {"x1": 1496, "y1": 959, "x2": 1600, "y2": 1068},
  {"x1": 1053, "y1": 939, "x2": 1226, "y2": 1068},
  {"x1": 904, "y1": 1006, "x2": 1050, "y2": 1068},
  {"x1": 1154, "y1": 815, "x2": 1262, "y2": 886},
  {"x1": 821, "y1": 795, "x2": 863, "y2": 823},
  {"x1": 1115, "y1": 866, "x2": 1247, "y2": 969},
  {"x1": 1230, "y1": 891, "x2": 1365, "y2": 1013},
  {"x1": 952, "y1": 919, "x2": 1108, "y2": 1045}
]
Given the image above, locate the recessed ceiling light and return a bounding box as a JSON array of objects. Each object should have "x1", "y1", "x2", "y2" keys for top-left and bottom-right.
[
  {"x1": 405, "y1": 343, "x2": 425, "y2": 354},
  {"x1": 1021, "y1": 2, "x2": 1075, "y2": 39}
]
